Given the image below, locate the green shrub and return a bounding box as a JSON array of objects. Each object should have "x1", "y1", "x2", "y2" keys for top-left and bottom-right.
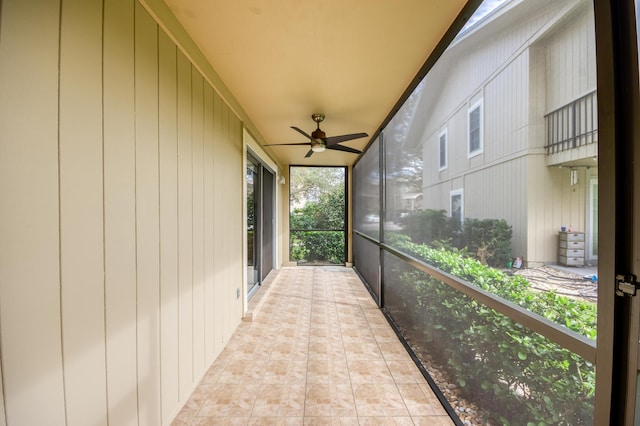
[
  {"x1": 289, "y1": 181, "x2": 345, "y2": 264},
  {"x1": 397, "y1": 210, "x2": 513, "y2": 267},
  {"x1": 290, "y1": 230, "x2": 344, "y2": 264},
  {"x1": 461, "y1": 218, "x2": 513, "y2": 267},
  {"x1": 398, "y1": 209, "x2": 458, "y2": 245},
  {"x1": 385, "y1": 234, "x2": 596, "y2": 425}
]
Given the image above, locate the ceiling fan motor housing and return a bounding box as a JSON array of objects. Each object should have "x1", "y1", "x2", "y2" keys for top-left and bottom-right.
[{"x1": 311, "y1": 129, "x2": 326, "y2": 140}]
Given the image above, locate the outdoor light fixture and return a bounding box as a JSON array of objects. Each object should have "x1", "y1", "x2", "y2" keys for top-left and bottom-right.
[{"x1": 570, "y1": 169, "x2": 578, "y2": 186}]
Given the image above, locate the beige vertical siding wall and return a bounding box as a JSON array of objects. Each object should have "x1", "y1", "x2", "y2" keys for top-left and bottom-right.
[
  {"x1": 464, "y1": 157, "x2": 530, "y2": 258},
  {"x1": 421, "y1": 0, "x2": 571, "y2": 190},
  {"x1": 417, "y1": 0, "x2": 571, "y2": 147},
  {"x1": 525, "y1": 0, "x2": 596, "y2": 263},
  {"x1": 422, "y1": 45, "x2": 531, "y2": 258},
  {"x1": 0, "y1": 0, "x2": 244, "y2": 424},
  {"x1": 526, "y1": 157, "x2": 588, "y2": 263},
  {"x1": 542, "y1": 3, "x2": 597, "y2": 112},
  {"x1": 419, "y1": 0, "x2": 595, "y2": 264}
]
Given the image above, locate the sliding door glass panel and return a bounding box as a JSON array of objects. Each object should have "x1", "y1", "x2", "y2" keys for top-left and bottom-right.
[
  {"x1": 261, "y1": 168, "x2": 275, "y2": 281},
  {"x1": 247, "y1": 159, "x2": 260, "y2": 294}
]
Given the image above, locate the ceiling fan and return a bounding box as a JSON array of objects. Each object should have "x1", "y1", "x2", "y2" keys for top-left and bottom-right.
[{"x1": 264, "y1": 114, "x2": 368, "y2": 158}]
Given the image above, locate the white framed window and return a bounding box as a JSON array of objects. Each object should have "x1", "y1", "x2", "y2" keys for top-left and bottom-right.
[
  {"x1": 468, "y1": 99, "x2": 483, "y2": 157},
  {"x1": 438, "y1": 129, "x2": 448, "y2": 170},
  {"x1": 450, "y1": 189, "x2": 464, "y2": 224}
]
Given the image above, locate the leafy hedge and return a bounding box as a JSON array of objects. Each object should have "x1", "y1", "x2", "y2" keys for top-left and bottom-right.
[
  {"x1": 462, "y1": 218, "x2": 513, "y2": 267},
  {"x1": 398, "y1": 209, "x2": 513, "y2": 267},
  {"x1": 386, "y1": 234, "x2": 596, "y2": 425},
  {"x1": 397, "y1": 208, "x2": 457, "y2": 245},
  {"x1": 289, "y1": 183, "x2": 345, "y2": 264},
  {"x1": 290, "y1": 230, "x2": 345, "y2": 264}
]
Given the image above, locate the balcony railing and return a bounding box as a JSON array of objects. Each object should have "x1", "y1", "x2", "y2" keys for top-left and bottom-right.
[{"x1": 545, "y1": 90, "x2": 598, "y2": 155}]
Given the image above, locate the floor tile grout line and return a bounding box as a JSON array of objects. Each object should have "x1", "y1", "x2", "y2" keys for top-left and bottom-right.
[
  {"x1": 302, "y1": 266, "x2": 315, "y2": 421},
  {"x1": 258, "y1": 266, "x2": 308, "y2": 421},
  {"x1": 338, "y1": 268, "x2": 411, "y2": 422},
  {"x1": 356, "y1": 274, "x2": 417, "y2": 422},
  {"x1": 249, "y1": 268, "x2": 292, "y2": 421},
  {"x1": 176, "y1": 267, "x2": 453, "y2": 424},
  {"x1": 332, "y1": 269, "x2": 359, "y2": 422}
]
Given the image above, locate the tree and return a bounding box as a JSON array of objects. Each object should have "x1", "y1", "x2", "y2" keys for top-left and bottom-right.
[
  {"x1": 290, "y1": 188, "x2": 344, "y2": 230},
  {"x1": 289, "y1": 167, "x2": 345, "y2": 206},
  {"x1": 289, "y1": 167, "x2": 346, "y2": 264}
]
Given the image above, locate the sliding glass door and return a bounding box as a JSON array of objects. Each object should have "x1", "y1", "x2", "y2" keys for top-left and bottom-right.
[
  {"x1": 247, "y1": 157, "x2": 260, "y2": 295},
  {"x1": 246, "y1": 153, "x2": 275, "y2": 297},
  {"x1": 261, "y1": 169, "x2": 274, "y2": 281}
]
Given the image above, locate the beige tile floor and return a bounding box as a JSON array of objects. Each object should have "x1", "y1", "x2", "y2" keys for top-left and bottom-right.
[{"x1": 173, "y1": 266, "x2": 454, "y2": 426}]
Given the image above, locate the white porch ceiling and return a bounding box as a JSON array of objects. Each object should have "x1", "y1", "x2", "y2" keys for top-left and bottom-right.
[{"x1": 164, "y1": 0, "x2": 470, "y2": 166}]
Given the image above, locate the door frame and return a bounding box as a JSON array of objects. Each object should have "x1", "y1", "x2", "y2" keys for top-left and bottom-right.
[
  {"x1": 260, "y1": 167, "x2": 275, "y2": 282},
  {"x1": 245, "y1": 147, "x2": 278, "y2": 301},
  {"x1": 587, "y1": 175, "x2": 599, "y2": 263},
  {"x1": 288, "y1": 165, "x2": 348, "y2": 265},
  {"x1": 246, "y1": 153, "x2": 261, "y2": 297},
  {"x1": 593, "y1": 0, "x2": 640, "y2": 423}
]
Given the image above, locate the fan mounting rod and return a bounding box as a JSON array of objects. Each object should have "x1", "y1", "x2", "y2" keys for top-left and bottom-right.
[
  {"x1": 311, "y1": 114, "x2": 326, "y2": 140},
  {"x1": 311, "y1": 113, "x2": 325, "y2": 125}
]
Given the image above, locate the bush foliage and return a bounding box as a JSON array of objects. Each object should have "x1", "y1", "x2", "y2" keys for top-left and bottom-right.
[
  {"x1": 462, "y1": 218, "x2": 513, "y2": 267},
  {"x1": 289, "y1": 181, "x2": 345, "y2": 264},
  {"x1": 290, "y1": 230, "x2": 344, "y2": 264},
  {"x1": 398, "y1": 209, "x2": 513, "y2": 267},
  {"x1": 386, "y1": 234, "x2": 596, "y2": 425}
]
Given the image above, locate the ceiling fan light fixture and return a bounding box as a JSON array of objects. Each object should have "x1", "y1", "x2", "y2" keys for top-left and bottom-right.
[{"x1": 311, "y1": 142, "x2": 326, "y2": 153}]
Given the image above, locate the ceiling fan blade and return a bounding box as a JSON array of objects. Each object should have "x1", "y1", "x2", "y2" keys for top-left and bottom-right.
[
  {"x1": 291, "y1": 126, "x2": 314, "y2": 140},
  {"x1": 304, "y1": 149, "x2": 314, "y2": 158},
  {"x1": 327, "y1": 144, "x2": 362, "y2": 154},
  {"x1": 263, "y1": 142, "x2": 310, "y2": 146},
  {"x1": 324, "y1": 132, "x2": 368, "y2": 146}
]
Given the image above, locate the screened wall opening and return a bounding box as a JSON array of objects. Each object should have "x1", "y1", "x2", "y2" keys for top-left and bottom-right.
[
  {"x1": 353, "y1": 0, "x2": 599, "y2": 423},
  {"x1": 289, "y1": 166, "x2": 347, "y2": 265}
]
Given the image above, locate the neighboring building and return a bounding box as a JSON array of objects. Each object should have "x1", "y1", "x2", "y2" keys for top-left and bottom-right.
[{"x1": 407, "y1": 0, "x2": 597, "y2": 266}]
